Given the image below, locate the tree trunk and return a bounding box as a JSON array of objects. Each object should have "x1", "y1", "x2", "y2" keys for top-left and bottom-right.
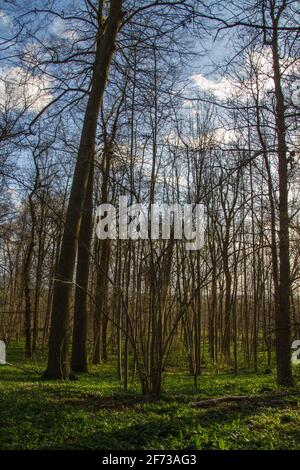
[
  {"x1": 23, "y1": 194, "x2": 36, "y2": 359},
  {"x1": 92, "y1": 145, "x2": 112, "y2": 365},
  {"x1": 71, "y1": 162, "x2": 94, "y2": 373},
  {"x1": 271, "y1": 18, "x2": 293, "y2": 386},
  {"x1": 44, "y1": 0, "x2": 123, "y2": 379}
]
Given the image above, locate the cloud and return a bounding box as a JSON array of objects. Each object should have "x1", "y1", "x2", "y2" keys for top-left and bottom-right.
[
  {"x1": 0, "y1": 67, "x2": 52, "y2": 113},
  {"x1": 213, "y1": 127, "x2": 236, "y2": 145},
  {"x1": 192, "y1": 47, "x2": 299, "y2": 103},
  {"x1": 0, "y1": 10, "x2": 12, "y2": 28},
  {"x1": 49, "y1": 17, "x2": 78, "y2": 41},
  {"x1": 164, "y1": 126, "x2": 236, "y2": 149},
  {"x1": 191, "y1": 74, "x2": 236, "y2": 100},
  {"x1": 191, "y1": 48, "x2": 274, "y2": 101},
  {"x1": 291, "y1": 80, "x2": 300, "y2": 106}
]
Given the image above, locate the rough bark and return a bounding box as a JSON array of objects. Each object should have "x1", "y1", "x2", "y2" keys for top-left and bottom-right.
[
  {"x1": 44, "y1": 0, "x2": 123, "y2": 379},
  {"x1": 270, "y1": 4, "x2": 293, "y2": 386}
]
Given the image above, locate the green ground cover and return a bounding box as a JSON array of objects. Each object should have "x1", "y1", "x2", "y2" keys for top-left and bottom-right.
[{"x1": 0, "y1": 346, "x2": 299, "y2": 450}]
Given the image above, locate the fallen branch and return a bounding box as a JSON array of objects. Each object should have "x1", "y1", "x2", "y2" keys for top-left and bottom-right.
[
  {"x1": 191, "y1": 396, "x2": 250, "y2": 408},
  {"x1": 191, "y1": 391, "x2": 300, "y2": 408}
]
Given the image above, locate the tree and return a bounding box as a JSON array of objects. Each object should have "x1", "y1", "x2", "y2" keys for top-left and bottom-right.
[{"x1": 44, "y1": 0, "x2": 124, "y2": 379}]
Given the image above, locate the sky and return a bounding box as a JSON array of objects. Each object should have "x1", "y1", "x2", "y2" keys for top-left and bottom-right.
[
  {"x1": 0, "y1": 0, "x2": 299, "y2": 208},
  {"x1": 0, "y1": 1, "x2": 299, "y2": 130},
  {"x1": 0, "y1": 1, "x2": 231, "y2": 98}
]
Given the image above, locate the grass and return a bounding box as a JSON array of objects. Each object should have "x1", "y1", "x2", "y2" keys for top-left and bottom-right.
[{"x1": 0, "y1": 345, "x2": 300, "y2": 450}]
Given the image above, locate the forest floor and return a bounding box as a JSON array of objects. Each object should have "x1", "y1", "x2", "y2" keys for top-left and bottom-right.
[{"x1": 0, "y1": 346, "x2": 300, "y2": 450}]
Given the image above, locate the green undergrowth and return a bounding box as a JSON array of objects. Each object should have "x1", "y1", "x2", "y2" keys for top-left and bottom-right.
[{"x1": 0, "y1": 345, "x2": 300, "y2": 450}]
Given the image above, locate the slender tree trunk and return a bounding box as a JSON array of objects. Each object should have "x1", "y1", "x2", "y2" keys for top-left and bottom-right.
[
  {"x1": 93, "y1": 145, "x2": 112, "y2": 364},
  {"x1": 71, "y1": 162, "x2": 94, "y2": 373},
  {"x1": 23, "y1": 194, "x2": 36, "y2": 359},
  {"x1": 23, "y1": 243, "x2": 33, "y2": 359}
]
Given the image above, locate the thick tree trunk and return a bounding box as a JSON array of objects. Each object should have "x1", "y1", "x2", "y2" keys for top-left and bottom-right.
[
  {"x1": 44, "y1": 0, "x2": 123, "y2": 379},
  {"x1": 271, "y1": 23, "x2": 293, "y2": 386}
]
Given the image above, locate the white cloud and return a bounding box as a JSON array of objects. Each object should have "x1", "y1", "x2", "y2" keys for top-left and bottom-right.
[
  {"x1": 192, "y1": 48, "x2": 274, "y2": 101},
  {"x1": 191, "y1": 74, "x2": 236, "y2": 100},
  {"x1": 0, "y1": 10, "x2": 12, "y2": 28},
  {"x1": 213, "y1": 127, "x2": 236, "y2": 145},
  {"x1": 164, "y1": 126, "x2": 236, "y2": 149},
  {"x1": 192, "y1": 47, "x2": 299, "y2": 103},
  {"x1": 0, "y1": 67, "x2": 52, "y2": 113}
]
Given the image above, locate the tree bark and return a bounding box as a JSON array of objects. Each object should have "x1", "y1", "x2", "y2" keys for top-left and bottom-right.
[
  {"x1": 271, "y1": 13, "x2": 293, "y2": 386},
  {"x1": 44, "y1": 0, "x2": 123, "y2": 379},
  {"x1": 71, "y1": 162, "x2": 94, "y2": 373}
]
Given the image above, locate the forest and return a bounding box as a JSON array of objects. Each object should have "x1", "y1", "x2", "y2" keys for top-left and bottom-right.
[{"x1": 0, "y1": 0, "x2": 300, "y2": 453}]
